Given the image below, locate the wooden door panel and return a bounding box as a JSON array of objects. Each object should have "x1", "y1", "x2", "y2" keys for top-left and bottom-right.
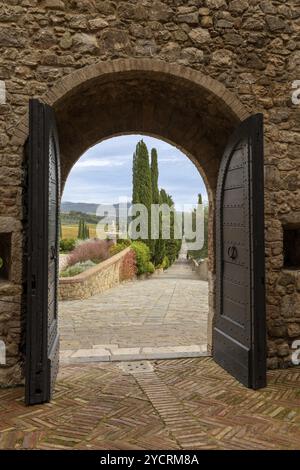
[
  {"x1": 223, "y1": 187, "x2": 244, "y2": 206},
  {"x1": 223, "y1": 262, "x2": 247, "y2": 285},
  {"x1": 213, "y1": 114, "x2": 266, "y2": 389},
  {"x1": 224, "y1": 167, "x2": 244, "y2": 189},
  {"x1": 222, "y1": 206, "x2": 245, "y2": 226},
  {"x1": 222, "y1": 298, "x2": 246, "y2": 327},
  {"x1": 25, "y1": 99, "x2": 60, "y2": 405}
]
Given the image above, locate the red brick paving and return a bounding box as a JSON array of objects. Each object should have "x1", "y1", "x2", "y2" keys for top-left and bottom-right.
[{"x1": 0, "y1": 358, "x2": 300, "y2": 450}]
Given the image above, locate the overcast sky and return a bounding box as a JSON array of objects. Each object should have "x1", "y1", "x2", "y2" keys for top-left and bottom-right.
[{"x1": 62, "y1": 135, "x2": 208, "y2": 209}]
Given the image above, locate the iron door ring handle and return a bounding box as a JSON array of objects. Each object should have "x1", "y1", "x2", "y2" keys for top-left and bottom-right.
[{"x1": 228, "y1": 246, "x2": 238, "y2": 260}]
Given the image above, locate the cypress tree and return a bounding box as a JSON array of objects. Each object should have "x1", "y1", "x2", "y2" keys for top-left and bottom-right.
[
  {"x1": 132, "y1": 146, "x2": 139, "y2": 204},
  {"x1": 77, "y1": 219, "x2": 82, "y2": 239},
  {"x1": 81, "y1": 219, "x2": 84, "y2": 239},
  {"x1": 160, "y1": 189, "x2": 181, "y2": 266},
  {"x1": 151, "y1": 148, "x2": 159, "y2": 205},
  {"x1": 188, "y1": 193, "x2": 208, "y2": 260},
  {"x1": 151, "y1": 148, "x2": 165, "y2": 266},
  {"x1": 160, "y1": 189, "x2": 168, "y2": 205},
  {"x1": 78, "y1": 218, "x2": 89, "y2": 240},
  {"x1": 131, "y1": 140, "x2": 152, "y2": 248},
  {"x1": 132, "y1": 140, "x2": 152, "y2": 207},
  {"x1": 83, "y1": 221, "x2": 89, "y2": 239},
  {"x1": 192, "y1": 193, "x2": 203, "y2": 232}
]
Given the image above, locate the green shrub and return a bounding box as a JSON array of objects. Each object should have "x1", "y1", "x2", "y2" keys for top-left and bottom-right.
[
  {"x1": 165, "y1": 239, "x2": 182, "y2": 265},
  {"x1": 130, "y1": 241, "x2": 152, "y2": 275},
  {"x1": 60, "y1": 260, "x2": 96, "y2": 278},
  {"x1": 162, "y1": 256, "x2": 170, "y2": 269},
  {"x1": 60, "y1": 238, "x2": 76, "y2": 252},
  {"x1": 60, "y1": 265, "x2": 86, "y2": 277},
  {"x1": 109, "y1": 241, "x2": 130, "y2": 257},
  {"x1": 117, "y1": 238, "x2": 131, "y2": 247},
  {"x1": 146, "y1": 261, "x2": 155, "y2": 274}
]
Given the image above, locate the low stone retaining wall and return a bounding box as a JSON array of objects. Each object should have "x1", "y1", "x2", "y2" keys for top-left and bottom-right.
[
  {"x1": 59, "y1": 247, "x2": 133, "y2": 301},
  {"x1": 191, "y1": 258, "x2": 208, "y2": 281}
]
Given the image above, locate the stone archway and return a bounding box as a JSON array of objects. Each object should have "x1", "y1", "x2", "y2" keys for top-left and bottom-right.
[
  {"x1": 19, "y1": 58, "x2": 248, "y2": 353},
  {"x1": 0, "y1": 0, "x2": 297, "y2": 396},
  {"x1": 6, "y1": 58, "x2": 250, "y2": 387}
]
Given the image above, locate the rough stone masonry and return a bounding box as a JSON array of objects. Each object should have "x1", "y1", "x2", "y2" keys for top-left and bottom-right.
[{"x1": 0, "y1": 0, "x2": 299, "y2": 386}]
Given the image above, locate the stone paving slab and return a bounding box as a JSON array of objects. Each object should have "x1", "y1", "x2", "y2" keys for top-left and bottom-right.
[
  {"x1": 70, "y1": 348, "x2": 110, "y2": 362},
  {"x1": 59, "y1": 258, "x2": 209, "y2": 362},
  {"x1": 1, "y1": 358, "x2": 300, "y2": 450},
  {"x1": 60, "y1": 344, "x2": 208, "y2": 364}
]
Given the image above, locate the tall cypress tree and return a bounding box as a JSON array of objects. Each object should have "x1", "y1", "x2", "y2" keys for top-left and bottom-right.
[
  {"x1": 132, "y1": 145, "x2": 139, "y2": 204},
  {"x1": 192, "y1": 193, "x2": 203, "y2": 232},
  {"x1": 132, "y1": 140, "x2": 152, "y2": 248},
  {"x1": 77, "y1": 219, "x2": 82, "y2": 239},
  {"x1": 78, "y1": 218, "x2": 89, "y2": 240},
  {"x1": 188, "y1": 192, "x2": 208, "y2": 260},
  {"x1": 151, "y1": 148, "x2": 159, "y2": 205},
  {"x1": 160, "y1": 188, "x2": 181, "y2": 266},
  {"x1": 151, "y1": 148, "x2": 165, "y2": 265}
]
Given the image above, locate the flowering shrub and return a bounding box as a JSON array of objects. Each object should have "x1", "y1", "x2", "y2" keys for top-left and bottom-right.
[
  {"x1": 67, "y1": 239, "x2": 114, "y2": 267},
  {"x1": 120, "y1": 249, "x2": 137, "y2": 281}
]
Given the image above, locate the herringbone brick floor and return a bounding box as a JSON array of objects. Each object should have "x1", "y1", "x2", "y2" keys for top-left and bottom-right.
[{"x1": 1, "y1": 358, "x2": 300, "y2": 450}]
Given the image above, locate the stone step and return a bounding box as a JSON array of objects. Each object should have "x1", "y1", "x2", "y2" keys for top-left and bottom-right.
[{"x1": 60, "y1": 344, "x2": 209, "y2": 364}]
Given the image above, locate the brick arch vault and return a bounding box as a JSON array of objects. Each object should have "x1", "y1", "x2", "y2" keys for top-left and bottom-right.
[{"x1": 11, "y1": 58, "x2": 251, "y2": 384}]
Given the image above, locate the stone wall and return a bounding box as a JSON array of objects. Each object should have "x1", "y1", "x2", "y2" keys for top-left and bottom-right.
[
  {"x1": 0, "y1": 0, "x2": 299, "y2": 385},
  {"x1": 59, "y1": 248, "x2": 134, "y2": 301}
]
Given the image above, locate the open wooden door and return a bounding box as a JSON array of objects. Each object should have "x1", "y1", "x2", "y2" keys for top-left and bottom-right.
[
  {"x1": 25, "y1": 99, "x2": 60, "y2": 405},
  {"x1": 213, "y1": 114, "x2": 266, "y2": 390}
]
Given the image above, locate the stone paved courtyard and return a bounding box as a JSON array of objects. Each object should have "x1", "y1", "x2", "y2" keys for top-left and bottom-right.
[
  {"x1": 1, "y1": 358, "x2": 300, "y2": 450},
  {"x1": 59, "y1": 258, "x2": 209, "y2": 362}
]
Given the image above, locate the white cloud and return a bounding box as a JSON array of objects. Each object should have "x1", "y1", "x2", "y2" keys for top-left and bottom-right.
[
  {"x1": 75, "y1": 158, "x2": 125, "y2": 168},
  {"x1": 158, "y1": 156, "x2": 182, "y2": 163}
]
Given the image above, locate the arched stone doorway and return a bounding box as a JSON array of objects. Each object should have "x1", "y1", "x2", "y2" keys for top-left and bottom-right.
[
  {"x1": 12, "y1": 58, "x2": 267, "y2": 402},
  {"x1": 36, "y1": 58, "x2": 250, "y2": 355}
]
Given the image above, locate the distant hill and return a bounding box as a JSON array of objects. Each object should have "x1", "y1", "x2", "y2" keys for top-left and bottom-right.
[
  {"x1": 61, "y1": 201, "x2": 131, "y2": 216},
  {"x1": 61, "y1": 201, "x2": 99, "y2": 214}
]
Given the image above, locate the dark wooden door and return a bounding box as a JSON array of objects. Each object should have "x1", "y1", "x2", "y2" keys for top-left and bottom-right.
[
  {"x1": 213, "y1": 114, "x2": 266, "y2": 389},
  {"x1": 25, "y1": 99, "x2": 60, "y2": 405}
]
